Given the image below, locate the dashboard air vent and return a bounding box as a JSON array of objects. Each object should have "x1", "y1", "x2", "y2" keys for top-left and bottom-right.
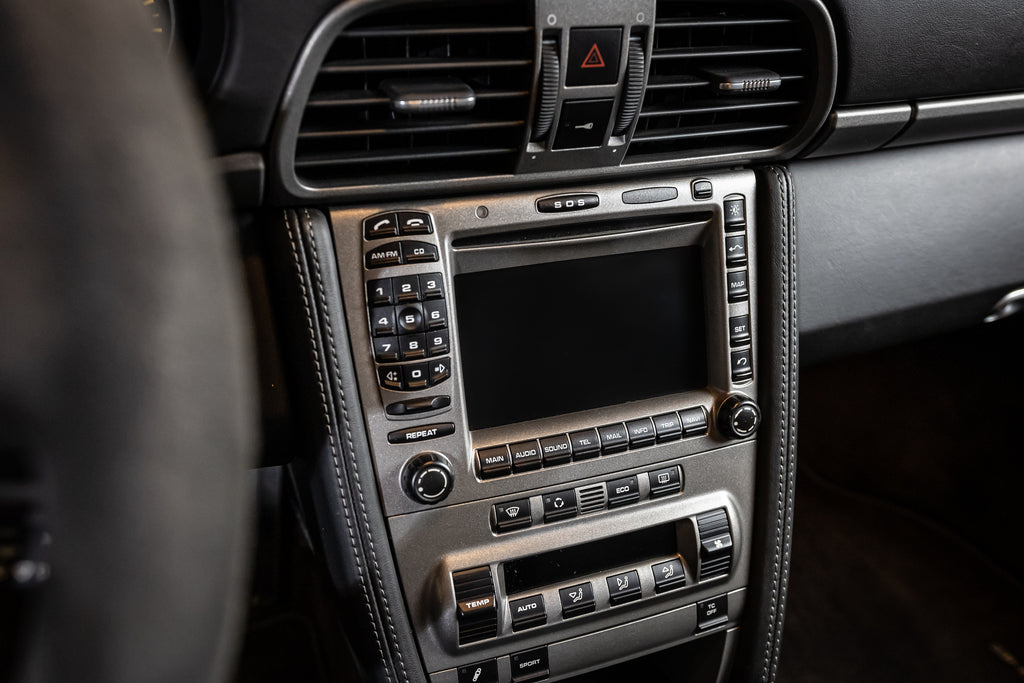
[
  {"x1": 626, "y1": 1, "x2": 818, "y2": 161},
  {"x1": 293, "y1": 2, "x2": 534, "y2": 187}
]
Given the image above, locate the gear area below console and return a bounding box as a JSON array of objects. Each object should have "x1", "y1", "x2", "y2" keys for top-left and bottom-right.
[{"x1": 330, "y1": 171, "x2": 760, "y2": 682}]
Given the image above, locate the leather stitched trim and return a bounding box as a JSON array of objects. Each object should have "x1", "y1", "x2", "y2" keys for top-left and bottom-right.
[
  {"x1": 284, "y1": 209, "x2": 395, "y2": 683},
  {"x1": 302, "y1": 209, "x2": 410, "y2": 683}
]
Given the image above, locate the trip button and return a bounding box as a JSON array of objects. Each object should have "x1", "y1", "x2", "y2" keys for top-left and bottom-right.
[
  {"x1": 401, "y1": 241, "x2": 438, "y2": 264},
  {"x1": 731, "y1": 349, "x2": 754, "y2": 382},
  {"x1": 477, "y1": 445, "x2": 512, "y2": 479},
  {"x1": 542, "y1": 489, "x2": 578, "y2": 523},
  {"x1": 510, "y1": 646, "x2": 549, "y2": 683},
  {"x1": 363, "y1": 212, "x2": 398, "y2": 239},
  {"x1": 539, "y1": 434, "x2": 573, "y2": 466},
  {"x1": 651, "y1": 558, "x2": 687, "y2": 593},
  {"x1": 509, "y1": 594, "x2": 546, "y2": 631},
  {"x1": 652, "y1": 412, "x2": 682, "y2": 442},
  {"x1": 397, "y1": 211, "x2": 433, "y2": 235},
  {"x1": 648, "y1": 466, "x2": 682, "y2": 498},
  {"x1": 606, "y1": 569, "x2": 642, "y2": 605},
  {"x1": 727, "y1": 270, "x2": 749, "y2": 303},
  {"x1": 558, "y1": 582, "x2": 596, "y2": 619},
  {"x1": 568, "y1": 428, "x2": 601, "y2": 460},
  {"x1": 494, "y1": 498, "x2": 532, "y2": 532},
  {"x1": 679, "y1": 407, "x2": 709, "y2": 436},
  {"x1": 729, "y1": 314, "x2": 752, "y2": 347},
  {"x1": 509, "y1": 440, "x2": 543, "y2": 472},
  {"x1": 697, "y1": 594, "x2": 729, "y2": 630},
  {"x1": 625, "y1": 417, "x2": 656, "y2": 447},
  {"x1": 366, "y1": 243, "x2": 403, "y2": 268},
  {"x1": 606, "y1": 475, "x2": 640, "y2": 508},
  {"x1": 597, "y1": 423, "x2": 629, "y2": 454}
]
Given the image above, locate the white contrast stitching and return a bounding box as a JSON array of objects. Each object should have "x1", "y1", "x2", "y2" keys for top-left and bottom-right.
[
  {"x1": 285, "y1": 210, "x2": 393, "y2": 683},
  {"x1": 303, "y1": 209, "x2": 409, "y2": 683}
]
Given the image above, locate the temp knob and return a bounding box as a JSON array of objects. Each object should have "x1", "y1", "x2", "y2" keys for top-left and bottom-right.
[
  {"x1": 717, "y1": 394, "x2": 761, "y2": 439},
  {"x1": 403, "y1": 452, "x2": 453, "y2": 504}
]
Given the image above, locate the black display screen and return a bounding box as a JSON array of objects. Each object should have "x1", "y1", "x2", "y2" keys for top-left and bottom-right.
[{"x1": 454, "y1": 247, "x2": 707, "y2": 430}]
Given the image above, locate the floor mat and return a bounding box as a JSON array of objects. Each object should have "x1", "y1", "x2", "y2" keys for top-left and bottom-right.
[{"x1": 778, "y1": 469, "x2": 1024, "y2": 682}]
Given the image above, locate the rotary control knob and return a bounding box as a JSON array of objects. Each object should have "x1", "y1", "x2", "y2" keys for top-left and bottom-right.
[
  {"x1": 403, "y1": 452, "x2": 453, "y2": 504},
  {"x1": 717, "y1": 394, "x2": 761, "y2": 440}
]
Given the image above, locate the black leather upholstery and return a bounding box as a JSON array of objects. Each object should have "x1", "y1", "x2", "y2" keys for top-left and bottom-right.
[
  {"x1": 829, "y1": 0, "x2": 1024, "y2": 103},
  {"x1": 732, "y1": 167, "x2": 799, "y2": 683},
  {"x1": 0, "y1": 0, "x2": 257, "y2": 681},
  {"x1": 267, "y1": 209, "x2": 426, "y2": 683}
]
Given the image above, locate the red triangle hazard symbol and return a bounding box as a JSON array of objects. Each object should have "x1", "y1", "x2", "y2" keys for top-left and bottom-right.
[{"x1": 581, "y1": 43, "x2": 606, "y2": 69}]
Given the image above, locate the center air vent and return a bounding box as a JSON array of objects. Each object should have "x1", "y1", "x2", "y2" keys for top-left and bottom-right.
[
  {"x1": 626, "y1": 1, "x2": 818, "y2": 162},
  {"x1": 293, "y1": 2, "x2": 534, "y2": 187}
]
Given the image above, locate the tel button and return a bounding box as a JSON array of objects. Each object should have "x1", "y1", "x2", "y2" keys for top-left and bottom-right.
[
  {"x1": 493, "y1": 498, "x2": 532, "y2": 532},
  {"x1": 568, "y1": 428, "x2": 601, "y2": 460},
  {"x1": 509, "y1": 594, "x2": 546, "y2": 631}
]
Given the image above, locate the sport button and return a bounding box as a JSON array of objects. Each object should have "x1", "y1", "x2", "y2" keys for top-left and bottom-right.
[{"x1": 567, "y1": 27, "x2": 622, "y2": 86}]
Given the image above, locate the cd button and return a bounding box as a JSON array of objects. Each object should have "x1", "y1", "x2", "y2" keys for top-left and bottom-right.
[{"x1": 401, "y1": 241, "x2": 439, "y2": 264}]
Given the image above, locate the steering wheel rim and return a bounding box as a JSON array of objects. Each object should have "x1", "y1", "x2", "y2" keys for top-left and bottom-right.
[{"x1": 0, "y1": 1, "x2": 256, "y2": 681}]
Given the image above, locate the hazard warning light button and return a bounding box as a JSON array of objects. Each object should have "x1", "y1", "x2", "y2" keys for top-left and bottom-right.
[{"x1": 567, "y1": 27, "x2": 622, "y2": 86}]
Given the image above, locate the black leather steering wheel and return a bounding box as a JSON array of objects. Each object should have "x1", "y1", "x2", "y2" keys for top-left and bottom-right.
[{"x1": 0, "y1": 1, "x2": 255, "y2": 681}]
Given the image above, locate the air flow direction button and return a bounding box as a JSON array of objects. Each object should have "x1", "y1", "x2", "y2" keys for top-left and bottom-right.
[
  {"x1": 559, "y1": 582, "x2": 596, "y2": 619},
  {"x1": 606, "y1": 569, "x2": 642, "y2": 605}
]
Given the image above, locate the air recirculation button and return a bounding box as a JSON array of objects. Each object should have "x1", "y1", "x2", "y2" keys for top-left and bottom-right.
[
  {"x1": 453, "y1": 566, "x2": 498, "y2": 645},
  {"x1": 696, "y1": 508, "x2": 734, "y2": 580}
]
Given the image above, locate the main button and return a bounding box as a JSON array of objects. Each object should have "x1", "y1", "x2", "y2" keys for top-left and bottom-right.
[
  {"x1": 477, "y1": 445, "x2": 512, "y2": 479},
  {"x1": 606, "y1": 475, "x2": 640, "y2": 508},
  {"x1": 649, "y1": 466, "x2": 683, "y2": 498},
  {"x1": 494, "y1": 498, "x2": 532, "y2": 532},
  {"x1": 510, "y1": 646, "x2": 549, "y2": 683},
  {"x1": 366, "y1": 243, "x2": 402, "y2": 268},
  {"x1": 598, "y1": 423, "x2": 629, "y2": 454},
  {"x1": 509, "y1": 440, "x2": 543, "y2": 472},
  {"x1": 625, "y1": 417, "x2": 656, "y2": 447},
  {"x1": 652, "y1": 558, "x2": 687, "y2": 593},
  {"x1": 364, "y1": 212, "x2": 398, "y2": 239},
  {"x1": 568, "y1": 428, "x2": 601, "y2": 459},
  {"x1": 509, "y1": 594, "x2": 547, "y2": 631},
  {"x1": 542, "y1": 489, "x2": 578, "y2": 523},
  {"x1": 558, "y1": 582, "x2": 596, "y2": 619},
  {"x1": 386, "y1": 422, "x2": 454, "y2": 445},
  {"x1": 606, "y1": 570, "x2": 642, "y2": 605},
  {"x1": 652, "y1": 412, "x2": 682, "y2": 442},
  {"x1": 539, "y1": 435, "x2": 572, "y2": 466},
  {"x1": 536, "y1": 193, "x2": 599, "y2": 213},
  {"x1": 567, "y1": 27, "x2": 622, "y2": 87}
]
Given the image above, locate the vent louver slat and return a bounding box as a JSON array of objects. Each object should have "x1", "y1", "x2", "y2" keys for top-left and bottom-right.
[
  {"x1": 626, "y1": 1, "x2": 818, "y2": 162},
  {"x1": 294, "y1": 2, "x2": 534, "y2": 187}
]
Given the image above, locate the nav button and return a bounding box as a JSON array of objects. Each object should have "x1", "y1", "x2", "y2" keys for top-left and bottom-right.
[{"x1": 493, "y1": 498, "x2": 532, "y2": 533}]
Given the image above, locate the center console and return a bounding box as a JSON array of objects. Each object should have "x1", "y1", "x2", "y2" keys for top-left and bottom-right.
[{"x1": 326, "y1": 170, "x2": 761, "y2": 682}]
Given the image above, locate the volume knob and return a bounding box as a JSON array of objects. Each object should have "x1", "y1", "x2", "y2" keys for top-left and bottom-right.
[
  {"x1": 717, "y1": 394, "x2": 761, "y2": 440},
  {"x1": 403, "y1": 452, "x2": 453, "y2": 504}
]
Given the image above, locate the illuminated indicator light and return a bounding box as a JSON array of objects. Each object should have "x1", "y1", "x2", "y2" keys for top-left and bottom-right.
[{"x1": 581, "y1": 43, "x2": 606, "y2": 69}]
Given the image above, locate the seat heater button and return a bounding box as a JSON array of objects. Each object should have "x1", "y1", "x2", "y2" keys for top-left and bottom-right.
[
  {"x1": 558, "y1": 582, "x2": 596, "y2": 618},
  {"x1": 606, "y1": 569, "x2": 642, "y2": 605},
  {"x1": 509, "y1": 594, "x2": 546, "y2": 631}
]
